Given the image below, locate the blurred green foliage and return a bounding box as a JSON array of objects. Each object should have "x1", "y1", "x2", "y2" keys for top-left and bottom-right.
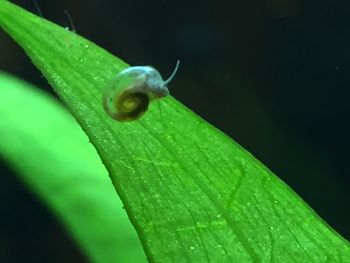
[{"x1": 0, "y1": 72, "x2": 146, "y2": 263}]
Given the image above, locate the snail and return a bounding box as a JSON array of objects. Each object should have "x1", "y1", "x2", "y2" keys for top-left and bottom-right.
[{"x1": 103, "y1": 60, "x2": 180, "y2": 122}]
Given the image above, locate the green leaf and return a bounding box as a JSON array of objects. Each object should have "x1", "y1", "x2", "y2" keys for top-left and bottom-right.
[
  {"x1": 1, "y1": 1, "x2": 349, "y2": 262},
  {"x1": 0, "y1": 72, "x2": 146, "y2": 263}
]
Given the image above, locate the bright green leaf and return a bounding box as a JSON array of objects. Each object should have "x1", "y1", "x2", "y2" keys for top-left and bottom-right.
[
  {"x1": 0, "y1": 2, "x2": 349, "y2": 262},
  {"x1": 0, "y1": 72, "x2": 146, "y2": 263}
]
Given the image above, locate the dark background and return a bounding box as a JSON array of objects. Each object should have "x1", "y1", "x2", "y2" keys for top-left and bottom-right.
[{"x1": 0, "y1": 0, "x2": 349, "y2": 262}]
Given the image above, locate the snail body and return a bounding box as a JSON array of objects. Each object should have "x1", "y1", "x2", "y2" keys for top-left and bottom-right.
[{"x1": 103, "y1": 60, "x2": 180, "y2": 122}]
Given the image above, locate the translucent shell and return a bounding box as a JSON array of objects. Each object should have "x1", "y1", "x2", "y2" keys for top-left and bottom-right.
[{"x1": 103, "y1": 60, "x2": 180, "y2": 122}]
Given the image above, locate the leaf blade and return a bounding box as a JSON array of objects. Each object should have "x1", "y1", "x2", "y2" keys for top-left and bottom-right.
[
  {"x1": 1, "y1": 2, "x2": 349, "y2": 262},
  {"x1": 0, "y1": 72, "x2": 146, "y2": 263}
]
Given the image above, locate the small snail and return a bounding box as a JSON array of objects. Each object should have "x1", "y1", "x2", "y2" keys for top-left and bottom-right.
[{"x1": 103, "y1": 60, "x2": 180, "y2": 122}]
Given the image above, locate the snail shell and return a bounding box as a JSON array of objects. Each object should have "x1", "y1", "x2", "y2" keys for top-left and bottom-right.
[{"x1": 103, "y1": 60, "x2": 180, "y2": 121}]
